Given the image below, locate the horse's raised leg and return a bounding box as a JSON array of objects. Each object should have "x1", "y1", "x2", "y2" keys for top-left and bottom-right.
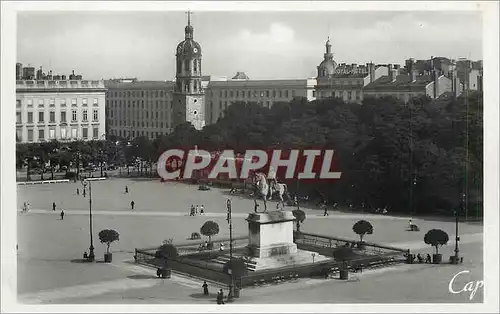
[{"x1": 263, "y1": 196, "x2": 267, "y2": 212}]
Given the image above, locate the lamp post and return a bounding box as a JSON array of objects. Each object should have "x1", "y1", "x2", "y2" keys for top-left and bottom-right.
[
  {"x1": 82, "y1": 179, "x2": 95, "y2": 262},
  {"x1": 226, "y1": 199, "x2": 235, "y2": 300},
  {"x1": 451, "y1": 193, "x2": 465, "y2": 264}
]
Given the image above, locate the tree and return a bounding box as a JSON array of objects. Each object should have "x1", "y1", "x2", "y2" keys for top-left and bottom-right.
[
  {"x1": 292, "y1": 209, "x2": 306, "y2": 233},
  {"x1": 200, "y1": 220, "x2": 219, "y2": 244},
  {"x1": 352, "y1": 220, "x2": 373, "y2": 243},
  {"x1": 98, "y1": 229, "x2": 120, "y2": 254},
  {"x1": 424, "y1": 229, "x2": 449, "y2": 255},
  {"x1": 223, "y1": 258, "x2": 248, "y2": 277},
  {"x1": 155, "y1": 243, "x2": 179, "y2": 259}
]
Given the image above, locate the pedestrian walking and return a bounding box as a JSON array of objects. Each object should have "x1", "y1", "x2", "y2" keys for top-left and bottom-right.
[
  {"x1": 202, "y1": 281, "x2": 209, "y2": 295},
  {"x1": 216, "y1": 289, "x2": 225, "y2": 304},
  {"x1": 22, "y1": 202, "x2": 27, "y2": 213},
  {"x1": 76, "y1": 188, "x2": 80, "y2": 195},
  {"x1": 131, "y1": 200, "x2": 135, "y2": 210},
  {"x1": 408, "y1": 218, "x2": 413, "y2": 230},
  {"x1": 200, "y1": 205, "x2": 205, "y2": 215},
  {"x1": 125, "y1": 185, "x2": 129, "y2": 194},
  {"x1": 83, "y1": 189, "x2": 86, "y2": 197},
  {"x1": 52, "y1": 202, "x2": 56, "y2": 211},
  {"x1": 60, "y1": 210, "x2": 65, "y2": 220},
  {"x1": 195, "y1": 205, "x2": 199, "y2": 215},
  {"x1": 323, "y1": 206, "x2": 329, "y2": 216}
]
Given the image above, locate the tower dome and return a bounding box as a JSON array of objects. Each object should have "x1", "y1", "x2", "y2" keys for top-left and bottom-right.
[
  {"x1": 176, "y1": 12, "x2": 201, "y2": 57},
  {"x1": 317, "y1": 37, "x2": 337, "y2": 78}
]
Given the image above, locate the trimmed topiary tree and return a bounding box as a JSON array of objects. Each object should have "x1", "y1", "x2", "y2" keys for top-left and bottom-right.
[
  {"x1": 292, "y1": 209, "x2": 306, "y2": 233},
  {"x1": 424, "y1": 229, "x2": 449, "y2": 264},
  {"x1": 98, "y1": 229, "x2": 120, "y2": 263},
  {"x1": 352, "y1": 220, "x2": 373, "y2": 244},
  {"x1": 200, "y1": 220, "x2": 220, "y2": 245}
]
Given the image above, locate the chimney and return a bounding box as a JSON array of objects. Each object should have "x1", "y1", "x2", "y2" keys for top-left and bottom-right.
[
  {"x1": 406, "y1": 58, "x2": 416, "y2": 82},
  {"x1": 433, "y1": 69, "x2": 440, "y2": 99},
  {"x1": 368, "y1": 62, "x2": 375, "y2": 83},
  {"x1": 62, "y1": 74, "x2": 67, "y2": 80}
]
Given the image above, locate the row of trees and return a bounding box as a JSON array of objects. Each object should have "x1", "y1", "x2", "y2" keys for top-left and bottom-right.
[{"x1": 16, "y1": 93, "x2": 483, "y2": 216}]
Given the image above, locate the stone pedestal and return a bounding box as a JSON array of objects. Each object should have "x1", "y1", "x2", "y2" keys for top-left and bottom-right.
[{"x1": 246, "y1": 211, "x2": 297, "y2": 258}]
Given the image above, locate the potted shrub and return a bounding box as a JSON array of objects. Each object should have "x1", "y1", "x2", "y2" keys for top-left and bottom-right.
[
  {"x1": 292, "y1": 209, "x2": 306, "y2": 233},
  {"x1": 200, "y1": 220, "x2": 220, "y2": 247},
  {"x1": 98, "y1": 229, "x2": 120, "y2": 263},
  {"x1": 352, "y1": 220, "x2": 373, "y2": 249},
  {"x1": 424, "y1": 229, "x2": 449, "y2": 264},
  {"x1": 155, "y1": 243, "x2": 179, "y2": 278}
]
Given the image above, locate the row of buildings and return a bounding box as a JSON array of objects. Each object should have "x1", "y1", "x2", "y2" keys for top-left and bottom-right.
[{"x1": 15, "y1": 15, "x2": 483, "y2": 144}]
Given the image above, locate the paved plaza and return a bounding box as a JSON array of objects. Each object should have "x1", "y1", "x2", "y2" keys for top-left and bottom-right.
[{"x1": 16, "y1": 178, "x2": 484, "y2": 304}]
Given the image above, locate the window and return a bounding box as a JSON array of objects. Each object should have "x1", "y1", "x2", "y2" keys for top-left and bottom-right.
[
  {"x1": 194, "y1": 60, "x2": 197, "y2": 72},
  {"x1": 27, "y1": 129, "x2": 33, "y2": 142},
  {"x1": 71, "y1": 98, "x2": 77, "y2": 107},
  {"x1": 93, "y1": 127, "x2": 98, "y2": 139},
  {"x1": 71, "y1": 128, "x2": 77, "y2": 138},
  {"x1": 16, "y1": 100, "x2": 21, "y2": 108},
  {"x1": 82, "y1": 98, "x2": 88, "y2": 106},
  {"x1": 312, "y1": 91, "x2": 316, "y2": 97},
  {"x1": 16, "y1": 112, "x2": 22, "y2": 123},
  {"x1": 49, "y1": 129, "x2": 55, "y2": 140},
  {"x1": 61, "y1": 128, "x2": 67, "y2": 139},
  {"x1": 285, "y1": 90, "x2": 289, "y2": 98},
  {"x1": 82, "y1": 127, "x2": 88, "y2": 139},
  {"x1": 27, "y1": 99, "x2": 33, "y2": 108},
  {"x1": 141, "y1": 91, "x2": 144, "y2": 97},
  {"x1": 266, "y1": 90, "x2": 270, "y2": 97},
  {"x1": 38, "y1": 112, "x2": 44, "y2": 123},
  {"x1": 82, "y1": 110, "x2": 88, "y2": 121},
  {"x1": 60, "y1": 111, "x2": 66, "y2": 122},
  {"x1": 225, "y1": 90, "x2": 228, "y2": 98},
  {"x1": 72, "y1": 110, "x2": 77, "y2": 122},
  {"x1": 230, "y1": 90, "x2": 234, "y2": 97},
  {"x1": 60, "y1": 99, "x2": 66, "y2": 107},
  {"x1": 27, "y1": 112, "x2": 33, "y2": 123},
  {"x1": 184, "y1": 60, "x2": 190, "y2": 71},
  {"x1": 38, "y1": 129, "x2": 45, "y2": 141},
  {"x1": 49, "y1": 99, "x2": 55, "y2": 107},
  {"x1": 92, "y1": 109, "x2": 98, "y2": 121},
  {"x1": 49, "y1": 112, "x2": 55, "y2": 123},
  {"x1": 16, "y1": 129, "x2": 22, "y2": 142},
  {"x1": 348, "y1": 91, "x2": 352, "y2": 100},
  {"x1": 93, "y1": 98, "x2": 98, "y2": 106},
  {"x1": 38, "y1": 99, "x2": 44, "y2": 108}
]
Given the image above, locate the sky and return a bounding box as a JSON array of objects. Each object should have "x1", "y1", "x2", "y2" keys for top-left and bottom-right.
[{"x1": 17, "y1": 11, "x2": 483, "y2": 80}]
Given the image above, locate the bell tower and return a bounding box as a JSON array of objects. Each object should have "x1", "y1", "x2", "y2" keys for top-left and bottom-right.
[{"x1": 172, "y1": 11, "x2": 205, "y2": 130}]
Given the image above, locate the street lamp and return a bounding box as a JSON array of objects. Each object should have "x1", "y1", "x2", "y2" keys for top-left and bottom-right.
[
  {"x1": 82, "y1": 179, "x2": 95, "y2": 262},
  {"x1": 226, "y1": 199, "x2": 235, "y2": 300},
  {"x1": 451, "y1": 193, "x2": 465, "y2": 264}
]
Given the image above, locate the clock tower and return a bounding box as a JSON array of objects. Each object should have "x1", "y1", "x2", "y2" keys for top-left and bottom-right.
[{"x1": 173, "y1": 11, "x2": 205, "y2": 130}]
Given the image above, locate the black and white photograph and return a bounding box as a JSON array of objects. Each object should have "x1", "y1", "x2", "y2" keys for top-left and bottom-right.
[{"x1": 1, "y1": 1, "x2": 499, "y2": 312}]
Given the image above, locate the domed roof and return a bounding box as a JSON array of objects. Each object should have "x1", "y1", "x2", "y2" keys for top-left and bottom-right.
[
  {"x1": 318, "y1": 59, "x2": 337, "y2": 77},
  {"x1": 231, "y1": 72, "x2": 250, "y2": 80},
  {"x1": 176, "y1": 39, "x2": 202, "y2": 57}
]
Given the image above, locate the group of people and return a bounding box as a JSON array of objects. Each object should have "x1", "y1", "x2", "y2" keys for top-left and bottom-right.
[
  {"x1": 21, "y1": 202, "x2": 30, "y2": 213},
  {"x1": 202, "y1": 281, "x2": 226, "y2": 304},
  {"x1": 190, "y1": 204, "x2": 205, "y2": 216}
]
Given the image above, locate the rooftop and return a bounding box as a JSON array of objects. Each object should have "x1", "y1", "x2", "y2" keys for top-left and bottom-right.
[
  {"x1": 16, "y1": 79, "x2": 106, "y2": 91},
  {"x1": 105, "y1": 80, "x2": 175, "y2": 90},
  {"x1": 364, "y1": 74, "x2": 433, "y2": 91},
  {"x1": 207, "y1": 78, "x2": 317, "y2": 88}
]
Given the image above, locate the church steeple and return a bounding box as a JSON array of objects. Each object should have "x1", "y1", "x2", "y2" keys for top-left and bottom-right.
[
  {"x1": 324, "y1": 37, "x2": 333, "y2": 59},
  {"x1": 185, "y1": 11, "x2": 194, "y2": 39}
]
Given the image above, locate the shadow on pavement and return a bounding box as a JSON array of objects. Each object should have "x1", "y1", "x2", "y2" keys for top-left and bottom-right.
[
  {"x1": 127, "y1": 274, "x2": 158, "y2": 280},
  {"x1": 70, "y1": 258, "x2": 92, "y2": 263}
]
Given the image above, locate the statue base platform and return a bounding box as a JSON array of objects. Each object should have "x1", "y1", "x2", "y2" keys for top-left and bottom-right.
[
  {"x1": 248, "y1": 249, "x2": 331, "y2": 271},
  {"x1": 246, "y1": 210, "x2": 297, "y2": 259}
]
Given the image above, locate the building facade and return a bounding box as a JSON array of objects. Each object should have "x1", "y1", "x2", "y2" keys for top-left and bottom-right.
[
  {"x1": 105, "y1": 80, "x2": 175, "y2": 140},
  {"x1": 204, "y1": 74, "x2": 316, "y2": 124},
  {"x1": 16, "y1": 74, "x2": 106, "y2": 144},
  {"x1": 314, "y1": 38, "x2": 389, "y2": 103},
  {"x1": 172, "y1": 13, "x2": 205, "y2": 130},
  {"x1": 363, "y1": 59, "x2": 460, "y2": 102}
]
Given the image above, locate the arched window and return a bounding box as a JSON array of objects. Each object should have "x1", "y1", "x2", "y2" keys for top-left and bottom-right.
[
  {"x1": 184, "y1": 60, "x2": 190, "y2": 72},
  {"x1": 194, "y1": 60, "x2": 198, "y2": 72}
]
